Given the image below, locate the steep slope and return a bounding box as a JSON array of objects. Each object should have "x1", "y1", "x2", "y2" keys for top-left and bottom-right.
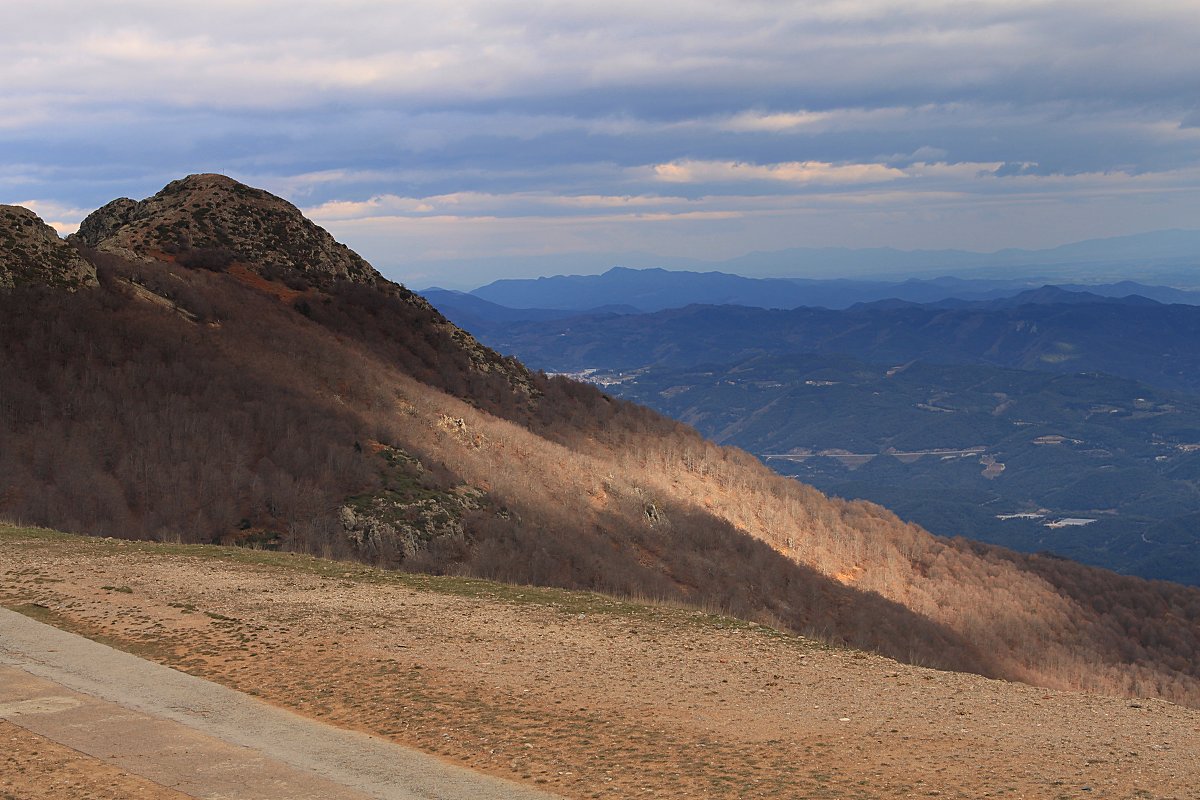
[
  {"x1": 69, "y1": 174, "x2": 533, "y2": 393},
  {"x1": 4, "y1": 176, "x2": 1200, "y2": 710},
  {"x1": 69, "y1": 173, "x2": 379, "y2": 284},
  {"x1": 607, "y1": 353, "x2": 1200, "y2": 584},
  {"x1": 0, "y1": 205, "x2": 97, "y2": 290}
]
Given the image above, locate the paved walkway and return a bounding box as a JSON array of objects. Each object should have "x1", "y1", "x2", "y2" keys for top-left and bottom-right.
[{"x1": 0, "y1": 607, "x2": 560, "y2": 800}]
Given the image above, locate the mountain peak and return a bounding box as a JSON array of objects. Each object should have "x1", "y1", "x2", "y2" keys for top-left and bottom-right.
[
  {"x1": 0, "y1": 204, "x2": 97, "y2": 290},
  {"x1": 69, "y1": 173, "x2": 381, "y2": 284},
  {"x1": 994, "y1": 284, "x2": 1162, "y2": 309}
]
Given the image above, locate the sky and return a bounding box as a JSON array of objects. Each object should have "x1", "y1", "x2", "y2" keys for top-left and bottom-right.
[{"x1": 2, "y1": 0, "x2": 1200, "y2": 288}]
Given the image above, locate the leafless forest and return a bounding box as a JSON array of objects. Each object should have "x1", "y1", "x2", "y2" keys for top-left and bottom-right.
[{"x1": 3, "y1": 251, "x2": 1200, "y2": 706}]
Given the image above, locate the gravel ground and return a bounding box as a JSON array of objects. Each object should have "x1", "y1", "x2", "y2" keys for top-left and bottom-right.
[
  {"x1": 0, "y1": 720, "x2": 192, "y2": 800},
  {"x1": 2, "y1": 527, "x2": 1198, "y2": 799},
  {"x1": 0, "y1": 613, "x2": 559, "y2": 800}
]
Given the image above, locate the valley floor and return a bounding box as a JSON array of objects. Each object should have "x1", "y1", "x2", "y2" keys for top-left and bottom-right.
[{"x1": 1, "y1": 526, "x2": 1196, "y2": 799}]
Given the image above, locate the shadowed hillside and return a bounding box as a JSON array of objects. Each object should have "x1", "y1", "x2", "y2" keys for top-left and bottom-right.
[{"x1": 3, "y1": 176, "x2": 1200, "y2": 708}]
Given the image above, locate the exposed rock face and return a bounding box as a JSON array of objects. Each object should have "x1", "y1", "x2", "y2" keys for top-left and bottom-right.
[
  {"x1": 340, "y1": 499, "x2": 466, "y2": 562},
  {"x1": 0, "y1": 205, "x2": 98, "y2": 290},
  {"x1": 71, "y1": 197, "x2": 139, "y2": 252},
  {"x1": 338, "y1": 445, "x2": 484, "y2": 564},
  {"x1": 69, "y1": 173, "x2": 381, "y2": 284},
  {"x1": 63, "y1": 173, "x2": 534, "y2": 393}
]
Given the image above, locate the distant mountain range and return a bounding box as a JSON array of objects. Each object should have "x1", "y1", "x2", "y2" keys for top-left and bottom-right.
[
  {"x1": 426, "y1": 268, "x2": 1200, "y2": 319},
  {"x1": 411, "y1": 228, "x2": 1200, "y2": 289},
  {"x1": 456, "y1": 290, "x2": 1200, "y2": 394}
]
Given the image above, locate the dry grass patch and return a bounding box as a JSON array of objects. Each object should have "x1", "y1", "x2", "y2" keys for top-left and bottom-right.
[{"x1": 3, "y1": 525, "x2": 1199, "y2": 800}]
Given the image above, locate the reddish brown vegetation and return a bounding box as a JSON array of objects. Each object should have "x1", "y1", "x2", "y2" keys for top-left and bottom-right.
[{"x1": 3, "y1": 251, "x2": 1200, "y2": 706}]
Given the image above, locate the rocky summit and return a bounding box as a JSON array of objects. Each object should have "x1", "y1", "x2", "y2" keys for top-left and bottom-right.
[
  {"x1": 69, "y1": 173, "x2": 381, "y2": 284},
  {"x1": 0, "y1": 205, "x2": 97, "y2": 290}
]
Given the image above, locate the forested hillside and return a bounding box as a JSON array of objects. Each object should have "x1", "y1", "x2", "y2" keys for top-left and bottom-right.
[
  {"x1": 606, "y1": 354, "x2": 1200, "y2": 584},
  {"x1": 4, "y1": 175, "x2": 1200, "y2": 709}
]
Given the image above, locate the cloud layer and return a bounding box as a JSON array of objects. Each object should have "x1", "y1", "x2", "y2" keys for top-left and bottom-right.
[{"x1": 3, "y1": 1, "x2": 1199, "y2": 285}]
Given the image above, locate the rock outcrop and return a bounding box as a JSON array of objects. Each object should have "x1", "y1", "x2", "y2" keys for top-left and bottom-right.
[
  {"x1": 66, "y1": 173, "x2": 535, "y2": 393},
  {"x1": 338, "y1": 445, "x2": 484, "y2": 564},
  {"x1": 69, "y1": 173, "x2": 381, "y2": 284},
  {"x1": 0, "y1": 205, "x2": 97, "y2": 290}
]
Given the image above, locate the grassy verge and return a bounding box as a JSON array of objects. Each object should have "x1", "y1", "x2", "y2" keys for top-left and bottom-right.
[{"x1": 0, "y1": 523, "x2": 807, "y2": 644}]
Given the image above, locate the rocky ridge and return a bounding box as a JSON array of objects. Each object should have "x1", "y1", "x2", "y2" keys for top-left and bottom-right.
[
  {"x1": 0, "y1": 205, "x2": 97, "y2": 290},
  {"x1": 68, "y1": 173, "x2": 535, "y2": 391},
  {"x1": 69, "y1": 174, "x2": 381, "y2": 284}
]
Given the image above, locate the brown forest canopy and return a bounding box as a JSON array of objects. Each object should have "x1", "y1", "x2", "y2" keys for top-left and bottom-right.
[{"x1": 2, "y1": 177, "x2": 1200, "y2": 709}]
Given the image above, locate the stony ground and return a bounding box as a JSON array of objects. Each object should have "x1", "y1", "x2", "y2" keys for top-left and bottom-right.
[
  {"x1": 0, "y1": 721, "x2": 189, "y2": 800},
  {"x1": 1, "y1": 525, "x2": 1197, "y2": 799}
]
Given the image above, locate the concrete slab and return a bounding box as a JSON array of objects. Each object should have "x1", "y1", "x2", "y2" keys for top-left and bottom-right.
[{"x1": 0, "y1": 607, "x2": 561, "y2": 800}]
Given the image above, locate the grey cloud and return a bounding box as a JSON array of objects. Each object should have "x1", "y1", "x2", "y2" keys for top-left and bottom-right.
[
  {"x1": 3, "y1": 1, "x2": 1199, "y2": 269},
  {"x1": 5, "y1": 2, "x2": 1197, "y2": 113}
]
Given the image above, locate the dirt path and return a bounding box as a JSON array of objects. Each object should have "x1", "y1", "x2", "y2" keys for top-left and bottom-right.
[
  {"x1": 0, "y1": 607, "x2": 559, "y2": 800},
  {"x1": 3, "y1": 526, "x2": 1199, "y2": 799}
]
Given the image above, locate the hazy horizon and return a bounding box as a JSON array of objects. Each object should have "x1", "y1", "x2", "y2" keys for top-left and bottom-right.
[
  {"x1": 411, "y1": 228, "x2": 1200, "y2": 292},
  {"x1": 3, "y1": 2, "x2": 1199, "y2": 288}
]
